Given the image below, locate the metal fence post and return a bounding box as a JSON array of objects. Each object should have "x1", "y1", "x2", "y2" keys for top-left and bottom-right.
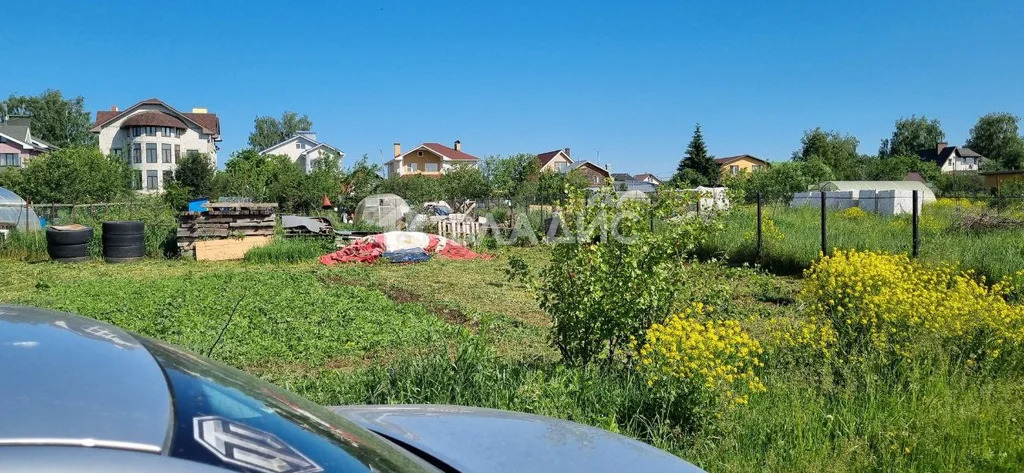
[
  {"x1": 756, "y1": 192, "x2": 763, "y2": 260},
  {"x1": 820, "y1": 191, "x2": 827, "y2": 256},
  {"x1": 912, "y1": 189, "x2": 920, "y2": 258}
]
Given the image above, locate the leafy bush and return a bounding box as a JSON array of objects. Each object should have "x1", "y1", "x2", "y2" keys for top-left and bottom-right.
[
  {"x1": 3, "y1": 146, "x2": 132, "y2": 203},
  {"x1": 537, "y1": 187, "x2": 720, "y2": 364}
]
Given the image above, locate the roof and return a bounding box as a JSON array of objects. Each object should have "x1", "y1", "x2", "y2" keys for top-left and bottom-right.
[
  {"x1": 634, "y1": 173, "x2": 661, "y2": 182},
  {"x1": 0, "y1": 306, "x2": 171, "y2": 452},
  {"x1": 565, "y1": 160, "x2": 610, "y2": 177},
  {"x1": 422, "y1": 142, "x2": 479, "y2": 161},
  {"x1": 715, "y1": 154, "x2": 769, "y2": 166},
  {"x1": 0, "y1": 125, "x2": 31, "y2": 145},
  {"x1": 91, "y1": 98, "x2": 220, "y2": 136},
  {"x1": 917, "y1": 145, "x2": 983, "y2": 167},
  {"x1": 537, "y1": 149, "x2": 571, "y2": 167},
  {"x1": 120, "y1": 111, "x2": 188, "y2": 129},
  {"x1": 979, "y1": 169, "x2": 1024, "y2": 176},
  {"x1": 611, "y1": 173, "x2": 636, "y2": 182}
]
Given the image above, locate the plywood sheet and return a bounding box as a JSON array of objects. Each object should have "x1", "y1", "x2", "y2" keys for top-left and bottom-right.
[{"x1": 194, "y1": 236, "x2": 273, "y2": 261}]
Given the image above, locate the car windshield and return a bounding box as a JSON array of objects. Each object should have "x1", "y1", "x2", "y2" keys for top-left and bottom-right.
[{"x1": 141, "y1": 337, "x2": 430, "y2": 473}]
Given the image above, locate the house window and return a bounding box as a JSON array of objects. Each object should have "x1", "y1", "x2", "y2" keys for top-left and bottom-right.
[
  {"x1": 0, "y1": 136, "x2": 5, "y2": 143},
  {"x1": 0, "y1": 153, "x2": 20, "y2": 167},
  {"x1": 146, "y1": 170, "x2": 158, "y2": 190},
  {"x1": 132, "y1": 170, "x2": 143, "y2": 190},
  {"x1": 111, "y1": 148, "x2": 122, "y2": 158},
  {"x1": 407, "y1": 163, "x2": 419, "y2": 172},
  {"x1": 131, "y1": 126, "x2": 142, "y2": 137},
  {"x1": 730, "y1": 165, "x2": 740, "y2": 176},
  {"x1": 417, "y1": 151, "x2": 423, "y2": 157},
  {"x1": 145, "y1": 127, "x2": 156, "y2": 137},
  {"x1": 162, "y1": 170, "x2": 174, "y2": 185},
  {"x1": 557, "y1": 162, "x2": 569, "y2": 172},
  {"x1": 162, "y1": 144, "x2": 172, "y2": 163},
  {"x1": 175, "y1": 145, "x2": 181, "y2": 162},
  {"x1": 296, "y1": 141, "x2": 306, "y2": 149},
  {"x1": 424, "y1": 163, "x2": 439, "y2": 172},
  {"x1": 146, "y1": 143, "x2": 157, "y2": 163},
  {"x1": 132, "y1": 144, "x2": 142, "y2": 163}
]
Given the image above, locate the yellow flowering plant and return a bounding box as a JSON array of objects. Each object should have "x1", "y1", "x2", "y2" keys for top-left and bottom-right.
[
  {"x1": 636, "y1": 303, "x2": 766, "y2": 406},
  {"x1": 801, "y1": 249, "x2": 1024, "y2": 367}
]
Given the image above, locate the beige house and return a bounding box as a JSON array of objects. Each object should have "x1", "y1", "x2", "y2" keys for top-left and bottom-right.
[
  {"x1": 537, "y1": 148, "x2": 573, "y2": 172},
  {"x1": 259, "y1": 131, "x2": 343, "y2": 173},
  {"x1": 716, "y1": 154, "x2": 769, "y2": 177},
  {"x1": 92, "y1": 98, "x2": 221, "y2": 193},
  {"x1": 386, "y1": 141, "x2": 479, "y2": 177}
]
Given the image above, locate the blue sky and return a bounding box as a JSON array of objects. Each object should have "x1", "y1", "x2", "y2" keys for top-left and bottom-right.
[{"x1": 4, "y1": 0, "x2": 1023, "y2": 176}]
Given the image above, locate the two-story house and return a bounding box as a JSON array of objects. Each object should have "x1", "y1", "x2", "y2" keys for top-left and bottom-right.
[
  {"x1": 537, "y1": 148, "x2": 573, "y2": 172},
  {"x1": 917, "y1": 142, "x2": 984, "y2": 173},
  {"x1": 0, "y1": 116, "x2": 56, "y2": 168},
  {"x1": 259, "y1": 131, "x2": 344, "y2": 173},
  {"x1": 386, "y1": 141, "x2": 479, "y2": 177},
  {"x1": 716, "y1": 154, "x2": 770, "y2": 177},
  {"x1": 91, "y1": 98, "x2": 221, "y2": 192}
]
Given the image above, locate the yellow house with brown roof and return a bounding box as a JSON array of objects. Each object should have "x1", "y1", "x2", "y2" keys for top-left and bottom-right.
[{"x1": 716, "y1": 154, "x2": 769, "y2": 177}]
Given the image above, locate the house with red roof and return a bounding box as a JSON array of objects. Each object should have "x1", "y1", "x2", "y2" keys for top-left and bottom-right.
[
  {"x1": 536, "y1": 148, "x2": 573, "y2": 172},
  {"x1": 386, "y1": 140, "x2": 479, "y2": 177},
  {"x1": 91, "y1": 98, "x2": 221, "y2": 192}
]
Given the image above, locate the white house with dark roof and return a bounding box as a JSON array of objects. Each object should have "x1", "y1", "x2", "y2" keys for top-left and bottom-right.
[
  {"x1": 91, "y1": 98, "x2": 221, "y2": 193},
  {"x1": 916, "y1": 142, "x2": 984, "y2": 173},
  {"x1": 259, "y1": 131, "x2": 344, "y2": 173},
  {"x1": 0, "y1": 116, "x2": 56, "y2": 168},
  {"x1": 386, "y1": 141, "x2": 479, "y2": 177}
]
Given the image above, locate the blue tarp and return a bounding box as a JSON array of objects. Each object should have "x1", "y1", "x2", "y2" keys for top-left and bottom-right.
[{"x1": 382, "y1": 248, "x2": 431, "y2": 264}]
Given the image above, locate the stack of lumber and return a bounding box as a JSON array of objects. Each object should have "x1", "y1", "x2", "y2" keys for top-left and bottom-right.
[{"x1": 177, "y1": 202, "x2": 278, "y2": 259}]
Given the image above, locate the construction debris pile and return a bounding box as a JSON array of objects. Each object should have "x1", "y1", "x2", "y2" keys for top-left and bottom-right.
[{"x1": 177, "y1": 202, "x2": 277, "y2": 259}]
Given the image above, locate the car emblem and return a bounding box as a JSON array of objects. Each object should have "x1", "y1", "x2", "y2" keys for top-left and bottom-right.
[{"x1": 193, "y1": 416, "x2": 323, "y2": 473}]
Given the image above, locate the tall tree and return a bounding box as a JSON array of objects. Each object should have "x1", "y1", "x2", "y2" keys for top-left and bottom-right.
[
  {"x1": 247, "y1": 111, "x2": 314, "y2": 151},
  {"x1": 966, "y1": 113, "x2": 1024, "y2": 170},
  {"x1": 173, "y1": 152, "x2": 216, "y2": 197},
  {"x1": 1, "y1": 90, "x2": 95, "y2": 147},
  {"x1": 673, "y1": 124, "x2": 719, "y2": 186},
  {"x1": 793, "y1": 127, "x2": 861, "y2": 179},
  {"x1": 14, "y1": 147, "x2": 131, "y2": 203},
  {"x1": 879, "y1": 115, "x2": 945, "y2": 157}
]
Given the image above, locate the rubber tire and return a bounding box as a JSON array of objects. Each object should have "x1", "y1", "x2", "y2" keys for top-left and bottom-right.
[
  {"x1": 46, "y1": 227, "x2": 93, "y2": 245},
  {"x1": 103, "y1": 245, "x2": 145, "y2": 259},
  {"x1": 102, "y1": 233, "x2": 145, "y2": 246},
  {"x1": 102, "y1": 221, "x2": 144, "y2": 235},
  {"x1": 48, "y1": 243, "x2": 90, "y2": 259}
]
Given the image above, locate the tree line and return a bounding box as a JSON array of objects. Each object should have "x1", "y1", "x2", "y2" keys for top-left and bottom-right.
[{"x1": 669, "y1": 113, "x2": 1024, "y2": 202}]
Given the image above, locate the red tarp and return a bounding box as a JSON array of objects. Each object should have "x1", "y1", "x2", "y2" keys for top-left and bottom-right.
[{"x1": 320, "y1": 233, "x2": 490, "y2": 265}]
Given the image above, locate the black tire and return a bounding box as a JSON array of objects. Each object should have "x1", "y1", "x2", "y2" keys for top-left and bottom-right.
[
  {"x1": 103, "y1": 245, "x2": 145, "y2": 259},
  {"x1": 48, "y1": 243, "x2": 90, "y2": 259},
  {"x1": 103, "y1": 221, "x2": 144, "y2": 235},
  {"x1": 102, "y1": 233, "x2": 145, "y2": 246},
  {"x1": 46, "y1": 227, "x2": 93, "y2": 245}
]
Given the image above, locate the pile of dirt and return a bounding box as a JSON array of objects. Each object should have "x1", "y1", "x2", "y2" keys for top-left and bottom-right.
[{"x1": 953, "y1": 212, "x2": 1024, "y2": 232}]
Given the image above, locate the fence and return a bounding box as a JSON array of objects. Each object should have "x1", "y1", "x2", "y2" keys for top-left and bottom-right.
[{"x1": 716, "y1": 191, "x2": 1024, "y2": 281}]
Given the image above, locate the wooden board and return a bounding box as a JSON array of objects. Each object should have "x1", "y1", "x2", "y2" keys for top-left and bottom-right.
[{"x1": 194, "y1": 236, "x2": 273, "y2": 261}]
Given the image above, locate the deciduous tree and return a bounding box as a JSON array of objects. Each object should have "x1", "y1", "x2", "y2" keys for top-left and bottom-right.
[
  {"x1": 246, "y1": 111, "x2": 314, "y2": 151},
  {"x1": 879, "y1": 115, "x2": 944, "y2": 158},
  {"x1": 793, "y1": 127, "x2": 861, "y2": 179},
  {"x1": 966, "y1": 113, "x2": 1024, "y2": 170},
  {"x1": 1, "y1": 90, "x2": 95, "y2": 147}
]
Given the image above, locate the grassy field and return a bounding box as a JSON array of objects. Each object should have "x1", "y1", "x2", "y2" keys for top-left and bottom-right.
[
  {"x1": 699, "y1": 201, "x2": 1024, "y2": 281},
  {"x1": 2, "y1": 245, "x2": 1022, "y2": 472}
]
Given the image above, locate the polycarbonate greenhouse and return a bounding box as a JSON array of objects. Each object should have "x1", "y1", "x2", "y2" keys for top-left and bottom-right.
[
  {"x1": 354, "y1": 193, "x2": 411, "y2": 231},
  {"x1": 0, "y1": 187, "x2": 42, "y2": 231}
]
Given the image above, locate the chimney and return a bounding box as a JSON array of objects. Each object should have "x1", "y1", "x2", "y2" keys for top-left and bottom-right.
[
  {"x1": 297, "y1": 131, "x2": 316, "y2": 141},
  {"x1": 563, "y1": 147, "x2": 570, "y2": 157},
  {"x1": 393, "y1": 142, "x2": 402, "y2": 158},
  {"x1": 454, "y1": 140, "x2": 462, "y2": 152},
  {"x1": 937, "y1": 141, "x2": 948, "y2": 153},
  {"x1": 191, "y1": 107, "x2": 208, "y2": 114},
  {"x1": 111, "y1": 105, "x2": 119, "y2": 112}
]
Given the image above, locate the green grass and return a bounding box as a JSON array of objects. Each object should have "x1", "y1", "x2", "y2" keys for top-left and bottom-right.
[
  {"x1": 244, "y1": 237, "x2": 336, "y2": 264},
  {"x1": 1, "y1": 250, "x2": 1022, "y2": 472},
  {"x1": 700, "y1": 203, "x2": 1024, "y2": 281}
]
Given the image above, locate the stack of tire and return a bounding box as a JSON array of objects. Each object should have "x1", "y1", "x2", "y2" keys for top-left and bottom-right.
[
  {"x1": 102, "y1": 221, "x2": 145, "y2": 263},
  {"x1": 46, "y1": 225, "x2": 94, "y2": 263}
]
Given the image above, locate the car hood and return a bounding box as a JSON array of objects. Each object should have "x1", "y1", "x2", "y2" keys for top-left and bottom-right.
[{"x1": 331, "y1": 404, "x2": 704, "y2": 473}]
